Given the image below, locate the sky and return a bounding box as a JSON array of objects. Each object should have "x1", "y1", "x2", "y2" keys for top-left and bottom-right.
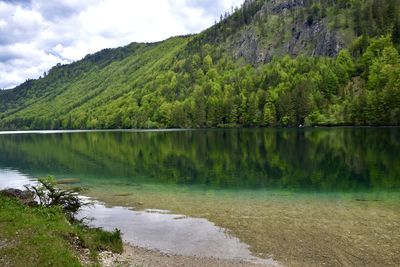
[{"x1": 0, "y1": 0, "x2": 243, "y2": 89}]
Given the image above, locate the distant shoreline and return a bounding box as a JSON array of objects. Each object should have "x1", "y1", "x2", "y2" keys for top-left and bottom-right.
[{"x1": 0, "y1": 125, "x2": 399, "y2": 135}]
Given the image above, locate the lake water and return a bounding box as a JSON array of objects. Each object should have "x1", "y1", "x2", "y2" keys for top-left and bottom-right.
[{"x1": 0, "y1": 128, "x2": 399, "y2": 266}]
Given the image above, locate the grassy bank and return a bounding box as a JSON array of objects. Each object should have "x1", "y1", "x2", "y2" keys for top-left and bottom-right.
[{"x1": 0, "y1": 194, "x2": 122, "y2": 267}]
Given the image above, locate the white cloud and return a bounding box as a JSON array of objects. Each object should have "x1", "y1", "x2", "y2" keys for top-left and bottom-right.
[{"x1": 0, "y1": 0, "x2": 243, "y2": 89}]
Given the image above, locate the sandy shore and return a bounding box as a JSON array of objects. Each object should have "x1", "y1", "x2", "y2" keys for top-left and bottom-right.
[{"x1": 99, "y1": 244, "x2": 279, "y2": 267}]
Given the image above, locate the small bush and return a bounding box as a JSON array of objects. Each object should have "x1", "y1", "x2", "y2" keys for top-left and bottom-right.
[{"x1": 24, "y1": 176, "x2": 86, "y2": 221}]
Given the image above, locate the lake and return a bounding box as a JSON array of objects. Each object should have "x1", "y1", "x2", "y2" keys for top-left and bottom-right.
[{"x1": 0, "y1": 128, "x2": 399, "y2": 266}]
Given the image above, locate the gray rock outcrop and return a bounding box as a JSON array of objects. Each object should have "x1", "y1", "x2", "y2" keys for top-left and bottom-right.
[{"x1": 229, "y1": 0, "x2": 345, "y2": 65}]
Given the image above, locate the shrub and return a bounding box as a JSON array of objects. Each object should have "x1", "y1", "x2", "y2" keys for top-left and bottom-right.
[{"x1": 25, "y1": 176, "x2": 86, "y2": 221}]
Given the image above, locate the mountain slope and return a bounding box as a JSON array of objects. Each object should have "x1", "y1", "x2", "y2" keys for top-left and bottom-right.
[
  {"x1": 0, "y1": 37, "x2": 190, "y2": 129},
  {"x1": 189, "y1": 0, "x2": 400, "y2": 63},
  {"x1": 0, "y1": 0, "x2": 399, "y2": 130}
]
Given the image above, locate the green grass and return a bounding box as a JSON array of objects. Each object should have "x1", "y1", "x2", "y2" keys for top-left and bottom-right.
[
  {"x1": 76, "y1": 227, "x2": 123, "y2": 261},
  {"x1": 0, "y1": 194, "x2": 123, "y2": 267}
]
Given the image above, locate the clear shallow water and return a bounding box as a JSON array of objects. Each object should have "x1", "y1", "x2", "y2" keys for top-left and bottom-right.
[
  {"x1": 78, "y1": 203, "x2": 276, "y2": 265},
  {"x1": 0, "y1": 169, "x2": 33, "y2": 189},
  {"x1": 0, "y1": 128, "x2": 399, "y2": 265},
  {"x1": 0, "y1": 169, "x2": 275, "y2": 264}
]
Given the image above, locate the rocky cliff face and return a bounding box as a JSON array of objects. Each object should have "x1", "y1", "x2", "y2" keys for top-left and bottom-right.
[{"x1": 229, "y1": 0, "x2": 345, "y2": 64}]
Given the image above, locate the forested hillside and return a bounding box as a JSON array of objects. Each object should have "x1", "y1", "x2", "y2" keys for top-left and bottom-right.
[{"x1": 0, "y1": 0, "x2": 399, "y2": 129}]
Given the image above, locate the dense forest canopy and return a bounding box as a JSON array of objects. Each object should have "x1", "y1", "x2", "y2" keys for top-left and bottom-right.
[{"x1": 0, "y1": 0, "x2": 399, "y2": 129}]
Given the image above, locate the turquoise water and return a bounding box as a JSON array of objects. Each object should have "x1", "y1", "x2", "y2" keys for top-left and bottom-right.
[{"x1": 0, "y1": 128, "x2": 399, "y2": 266}]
